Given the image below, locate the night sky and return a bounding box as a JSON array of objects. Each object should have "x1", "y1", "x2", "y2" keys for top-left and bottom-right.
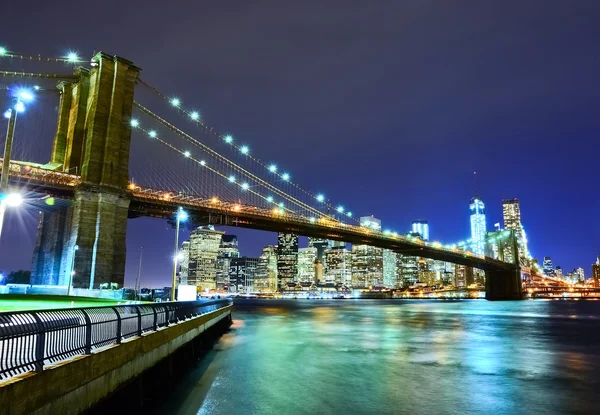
[{"x1": 1, "y1": 1, "x2": 599, "y2": 287}]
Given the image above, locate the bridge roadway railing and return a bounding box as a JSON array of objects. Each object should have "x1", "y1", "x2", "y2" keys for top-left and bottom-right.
[{"x1": 0, "y1": 299, "x2": 232, "y2": 380}]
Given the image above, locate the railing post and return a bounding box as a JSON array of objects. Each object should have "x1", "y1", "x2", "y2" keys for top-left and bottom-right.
[
  {"x1": 135, "y1": 306, "x2": 142, "y2": 336},
  {"x1": 81, "y1": 310, "x2": 92, "y2": 354},
  {"x1": 111, "y1": 307, "x2": 122, "y2": 344},
  {"x1": 31, "y1": 312, "x2": 45, "y2": 373},
  {"x1": 165, "y1": 307, "x2": 170, "y2": 327},
  {"x1": 152, "y1": 306, "x2": 158, "y2": 331}
]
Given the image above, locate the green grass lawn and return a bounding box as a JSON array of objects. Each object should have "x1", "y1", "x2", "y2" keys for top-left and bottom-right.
[{"x1": 0, "y1": 294, "x2": 131, "y2": 312}]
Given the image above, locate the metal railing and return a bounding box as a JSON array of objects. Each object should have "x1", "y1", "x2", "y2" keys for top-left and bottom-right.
[{"x1": 0, "y1": 299, "x2": 232, "y2": 380}]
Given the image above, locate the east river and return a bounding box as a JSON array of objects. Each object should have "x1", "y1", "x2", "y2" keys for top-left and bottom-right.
[{"x1": 159, "y1": 299, "x2": 600, "y2": 414}]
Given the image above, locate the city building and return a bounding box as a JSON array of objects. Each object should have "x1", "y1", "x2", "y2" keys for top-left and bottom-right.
[
  {"x1": 178, "y1": 241, "x2": 190, "y2": 285},
  {"x1": 411, "y1": 220, "x2": 429, "y2": 241},
  {"x1": 555, "y1": 266, "x2": 563, "y2": 278},
  {"x1": 360, "y1": 216, "x2": 381, "y2": 231},
  {"x1": 255, "y1": 245, "x2": 278, "y2": 292},
  {"x1": 297, "y1": 247, "x2": 318, "y2": 283},
  {"x1": 186, "y1": 226, "x2": 224, "y2": 290},
  {"x1": 277, "y1": 233, "x2": 298, "y2": 289},
  {"x1": 382, "y1": 249, "x2": 398, "y2": 288},
  {"x1": 502, "y1": 198, "x2": 529, "y2": 262},
  {"x1": 324, "y1": 246, "x2": 352, "y2": 285},
  {"x1": 470, "y1": 197, "x2": 487, "y2": 255},
  {"x1": 397, "y1": 254, "x2": 418, "y2": 287},
  {"x1": 229, "y1": 257, "x2": 259, "y2": 293},
  {"x1": 455, "y1": 265, "x2": 475, "y2": 288},
  {"x1": 543, "y1": 257, "x2": 554, "y2": 276},
  {"x1": 308, "y1": 237, "x2": 333, "y2": 265},
  {"x1": 351, "y1": 244, "x2": 383, "y2": 288},
  {"x1": 216, "y1": 235, "x2": 239, "y2": 291},
  {"x1": 592, "y1": 257, "x2": 600, "y2": 288}
]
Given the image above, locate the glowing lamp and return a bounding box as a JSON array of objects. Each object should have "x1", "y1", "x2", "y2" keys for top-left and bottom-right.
[
  {"x1": 316, "y1": 194, "x2": 325, "y2": 202},
  {"x1": 176, "y1": 209, "x2": 188, "y2": 221},
  {"x1": 15, "y1": 102, "x2": 25, "y2": 113},
  {"x1": 170, "y1": 98, "x2": 180, "y2": 107},
  {"x1": 282, "y1": 173, "x2": 290, "y2": 181},
  {"x1": 241, "y1": 182, "x2": 249, "y2": 190},
  {"x1": 224, "y1": 135, "x2": 233, "y2": 143},
  {"x1": 228, "y1": 175, "x2": 235, "y2": 183},
  {"x1": 4, "y1": 193, "x2": 23, "y2": 207},
  {"x1": 66, "y1": 52, "x2": 80, "y2": 62},
  {"x1": 130, "y1": 119, "x2": 139, "y2": 127},
  {"x1": 190, "y1": 111, "x2": 199, "y2": 120},
  {"x1": 240, "y1": 146, "x2": 249, "y2": 154},
  {"x1": 149, "y1": 130, "x2": 157, "y2": 138},
  {"x1": 184, "y1": 151, "x2": 191, "y2": 157}
]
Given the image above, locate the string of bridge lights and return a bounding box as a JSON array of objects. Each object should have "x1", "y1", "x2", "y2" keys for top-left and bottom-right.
[
  {"x1": 132, "y1": 101, "x2": 333, "y2": 221},
  {"x1": 129, "y1": 114, "x2": 332, "y2": 220},
  {"x1": 0, "y1": 46, "x2": 86, "y2": 64},
  {"x1": 137, "y1": 78, "x2": 356, "y2": 222}
]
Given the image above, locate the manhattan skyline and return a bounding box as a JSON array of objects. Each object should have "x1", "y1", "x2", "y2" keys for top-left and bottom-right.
[{"x1": 0, "y1": 1, "x2": 598, "y2": 287}]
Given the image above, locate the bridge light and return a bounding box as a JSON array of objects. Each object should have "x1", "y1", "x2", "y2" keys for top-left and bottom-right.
[
  {"x1": 391, "y1": 232, "x2": 398, "y2": 237},
  {"x1": 130, "y1": 119, "x2": 139, "y2": 127},
  {"x1": 240, "y1": 145, "x2": 249, "y2": 155},
  {"x1": 282, "y1": 173, "x2": 290, "y2": 181},
  {"x1": 170, "y1": 98, "x2": 180, "y2": 107},
  {"x1": 383, "y1": 230, "x2": 390, "y2": 235},
  {"x1": 336, "y1": 205, "x2": 344, "y2": 213},
  {"x1": 269, "y1": 164, "x2": 277, "y2": 173},
  {"x1": 347, "y1": 211, "x2": 352, "y2": 217},
  {"x1": 279, "y1": 208, "x2": 285, "y2": 215},
  {"x1": 278, "y1": 202, "x2": 284, "y2": 209},
  {"x1": 148, "y1": 130, "x2": 157, "y2": 138},
  {"x1": 272, "y1": 207, "x2": 279, "y2": 215},
  {"x1": 15, "y1": 102, "x2": 25, "y2": 113},
  {"x1": 0, "y1": 47, "x2": 6, "y2": 56},
  {"x1": 224, "y1": 135, "x2": 233, "y2": 143},
  {"x1": 211, "y1": 197, "x2": 219, "y2": 203},
  {"x1": 33, "y1": 85, "x2": 40, "y2": 91},
  {"x1": 267, "y1": 196, "x2": 274, "y2": 203},
  {"x1": 228, "y1": 175, "x2": 235, "y2": 183},
  {"x1": 233, "y1": 204, "x2": 241, "y2": 212},
  {"x1": 66, "y1": 52, "x2": 80, "y2": 62},
  {"x1": 3, "y1": 109, "x2": 11, "y2": 119},
  {"x1": 241, "y1": 182, "x2": 249, "y2": 190},
  {"x1": 184, "y1": 151, "x2": 191, "y2": 157},
  {"x1": 200, "y1": 160, "x2": 206, "y2": 166},
  {"x1": 309, "y1": 217, "x2": 316, "y2": 223},
  {"x1": 190, "y1": 111, "x2": 200, "y2": 120},
  {"x1": 316, "y1": 194, "x2": 325, "y2": 202}
]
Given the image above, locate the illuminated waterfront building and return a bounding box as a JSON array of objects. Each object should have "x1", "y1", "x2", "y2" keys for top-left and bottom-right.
[
  {"x1": 592, "y1": 257, "x2": 600, "y2": 287},
  {"x1": 543, "y1": 257, "x2": 554, "y2": 276},
  {"x1": 555, "y1": 266, "x2": 563, "y2": 278},
  {"x1": 411, "y1": 220, "x2": 429, "y2": 241},
  {"x1": 324, "y1": 246, "x2": 352, "y2": 285},
  {"x1": 298, "y1": 247, "x2": 318, "y2": 283},
  {"x1": 502, "y1": 198, "x2": 529, "y2": 262},
  {"x1": 178, "y1": 241, "x2": 190, "y2": 285},
  {"x1": 216, "y1": 235, "x2": 239, "y2": 290},
  {"x1": 308, "y1": 237, "x2": 333, "y2": 265},
  {"x1": 351, "y1": 244, "x2": 383, "y2": 288},
  {"x1": 397, "y1": 254, "x2": 418, "y2": 287},
  {"x1": 255, "y1": 245, "x2": 278, "y2": 292},
  {"x1": 229, "y1": 257, "x2": 259, "y2": 293},
  {"x1": 470, "y1": 197, "x2": 487, "y2": 255},
  {"x1": 186, "y1": 226, "x2": 224, "y2": 290},
  {"x1": 277, "y1": 233, "x2": 298, "y2": 289},
  {"x1": 382, "y1": 249, "x2": 398, "y2": 288},
  {"x1": 454, "y1": 265, "x2": 474, "y2": 288}
]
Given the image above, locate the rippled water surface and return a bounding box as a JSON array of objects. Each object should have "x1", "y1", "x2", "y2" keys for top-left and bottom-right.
[{"x1": 161, "y1": 299, "x2": 600, "y2": 414}]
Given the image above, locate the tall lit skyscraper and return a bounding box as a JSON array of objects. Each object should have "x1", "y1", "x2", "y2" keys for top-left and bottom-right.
[
  {"x1": 178, "y1": 241, "x2": 190, "y2": 285},
  {"x1": 324, "y1": 246, "x2": 352, "y2": 285},
  {"x1": 397, "y1": 254, "x2": 418, "y2": 287},
  {"x1": 411, "y1": 220, "x2": 429, "y2": 241},
  {"x1": 382, "y1": 249, "x2": 398, "y2": 288},
  {"x1": 216, "y1": 235, "x2": 239, "y2": 291},
  {"x1": 502, "y1": 198, "x2": 528, "y2": 262},
  {"x1": 308, "y1": 237, "x2": 333, "y2": 264},
  {"x1": 187, "y1": 226, "x2": 224, "y2": 290},
  {"x1": 469, "y1": 197, "x2": 487, "y2": 255},
  {"x1": 592, "y1": 257, "x2": 600, "y2": 288},
  {"x1": 543, "y1": 257, "x2": 554, "y2": 276},
  {"x1": 255, "y1": 245, "x2": 278, "y2": 292},
  {"x1": 277, "y1": 233, "x2": 298, "y2": 289},
  {"x1": 297, "y1": 247, "x2": 318, "y2": 283},
  {"x1": 228, "y1": 257, "x2": 258, "y2": 293},
  {"x1": 351, "y1": 244, "x2": 383, "y2": 288}
]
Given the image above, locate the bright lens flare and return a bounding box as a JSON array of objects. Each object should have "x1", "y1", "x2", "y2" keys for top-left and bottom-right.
[
  {"x1": 4, "y1": 193, "x2": 23, "y2": 207},
  {"x1": 0, "y1": 47, "x2": 7, "y2": 56},
  {"x1": 66, "y1": 52, "x2": 79, "y2": 62},
  {"x1": 228, "y1": 175, "x2": 235, "y2": 183},
  {"x1": 15, "y1": 102, "x2": 25, "y2": 113},
  {"x1": 316, "y1": 194, "x2": 325, "y2": 202},
  {"x1": 269, "y1": 164, "x2": 277, "y2": 172},
  {"x1": 170, "y1": 98, "x2": 180, "y2": 107},
  {"x1": 282, "y1": 173, "x2": 290, "y2": 181},
  {"x1": 224, "y1": 135, "x2": 233, "y2": 143},
  {"x1": 190, "y1": 111, "x2": 199, "y2": 120},
  {"x1": 130, "y1": 119, "x2": 139, "y2": 127},
  {"x1": 240, "y1": 146, "x2": 249, "y2": 154},
  {"x1": 184, "y1": 151, "x2": 191, "y2": 157},
  {"x1": 149, "y1": 130, "x2": 157, "y2": 138}
]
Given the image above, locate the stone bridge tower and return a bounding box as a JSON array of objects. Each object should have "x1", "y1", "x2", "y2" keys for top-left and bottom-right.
[{"x1": 31, "y1": 53, "x2": 140, "y2": 289}]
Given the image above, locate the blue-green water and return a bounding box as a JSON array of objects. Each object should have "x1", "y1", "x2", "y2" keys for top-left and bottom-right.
[{"x1": 162, "y1": 299, "x2": 600, "y2": 414}]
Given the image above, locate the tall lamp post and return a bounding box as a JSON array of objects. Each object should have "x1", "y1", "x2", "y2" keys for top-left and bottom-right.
[
  {"x1": 171, "y1": 207, "x2": 188, "y2": 301},
  {"x1": 67, "y1": 245, "x2": 79, "y2": 295},
  {"x1": 0, "y1": 89, "x2": 34, "y2": 241}
]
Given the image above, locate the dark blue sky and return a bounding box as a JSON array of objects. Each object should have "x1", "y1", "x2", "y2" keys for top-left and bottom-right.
[{"x1": 1, "y1": 0, "x2": 599, "y2": 287}]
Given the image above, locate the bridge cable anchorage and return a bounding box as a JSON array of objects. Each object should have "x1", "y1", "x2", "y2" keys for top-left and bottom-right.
[
  {"x1": 132, "y1": 102, "x2": 332, "y2": 219},
  {"x1": 132, "y1": 125, "x2": 301, "y2": 216},
  {"x1": 137, "y1": 78, "x2": 359, "y2": 224},
  {"x1": 0, "y1": 70, "x2": 79, "y2": 80}
]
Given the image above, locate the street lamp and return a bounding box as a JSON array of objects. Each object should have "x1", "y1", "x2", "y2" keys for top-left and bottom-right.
[
  {"x1": 171, "y1": 207, "x2": 188, "y2": 301},
  {"x1": 67, "y1": 245, "x2": 79, "y2": 295},
  {"x1": 0, "y1": 89, "x2": 34, "y2": 242}
]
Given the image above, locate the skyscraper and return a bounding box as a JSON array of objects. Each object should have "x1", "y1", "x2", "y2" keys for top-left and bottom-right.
[
  {"x1": 187, "y1": 226, "x2": 224, "y2": 290},
  {"x1": 178, "y1": 241, "x2": 190, "y2": 285},
  {"x1": 216, "y1": 235, "x2": 239, "y2": 291},
  {"x1": 382, "y1": 249, "x2": 398, "y2": 288},
  {"x1": 229, "y1": 257, "x2": 259, "y2": 293},
  {"x1": 397, "y1": 254, "x2": 418, "y2": 287},
  {"x1": 592, "y1": 257, "x2": 600, "y2": 288},
  {"x1": 308, "y1": 237, "x2": 333, "y2": 265},
  {"x1": 297, "y1": 247, "x2": 318, "y2": 283},
  {"x1": 411, "y1": 220, "x2": 429, "y2": 241},
  {"x1": 470, "y1": 197, "x2": 487, "y2": 255},
  {"x1": 502, "y1": 198, "x2": 528, "y2": 262},
  {"x1": 255, "y1": 245, "x2": 278, "y2": 292},
  {"x1": 277, "y1": 233, "x2": 298, "y2": 289},
  {"x1": 351, "y1": 244, "x2": 383, "y2": 288},
  {"x1": 324, "y1": 246, "x2": 352, "y2": 285},
  {"x1": 542, "y1": 257, "x2": 554, "y2": 276}
]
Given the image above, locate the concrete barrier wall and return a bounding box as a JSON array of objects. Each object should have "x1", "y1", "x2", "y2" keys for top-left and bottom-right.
[{"x1": 0, "y1": 304, "x2": 232, "y2": 415}]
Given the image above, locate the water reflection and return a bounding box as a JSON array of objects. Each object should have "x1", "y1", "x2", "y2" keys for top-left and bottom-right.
[{"x1": 160, "y1": 299, "x2": 600, "y2": 415}]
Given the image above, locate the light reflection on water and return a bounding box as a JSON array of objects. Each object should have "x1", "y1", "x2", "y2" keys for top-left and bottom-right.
[{"x1": 160, "y1": 300, "x2": 600, "y2": 415}]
